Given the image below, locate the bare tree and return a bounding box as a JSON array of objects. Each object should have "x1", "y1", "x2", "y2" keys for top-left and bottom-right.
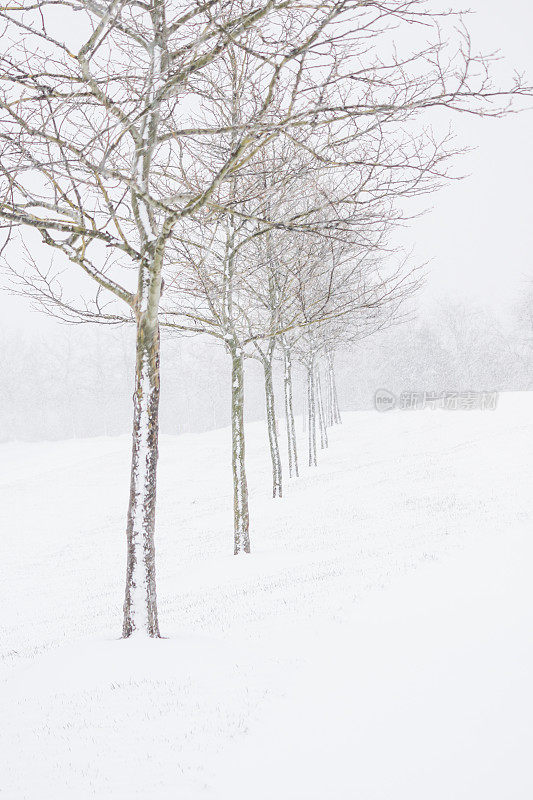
[
  {"x1": 2, "y1": 0, "x2": 376, "y2": 628},
  {"x1": 0, "y1": 0, "x2": 528, "y2": 620},
  {"x1": 165, "y1": 163, "x2": 421, "y2": 546},
  {"x1": 324, "y1": 344, "x2": 342, "y2": 427}
]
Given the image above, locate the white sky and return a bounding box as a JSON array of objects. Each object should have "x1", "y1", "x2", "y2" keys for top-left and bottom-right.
[
  {"x1": 412, "y1": 0, "x2": 533, "y2": 311},
  {"x1": 1, "y1": 0, "x2": 531, "y2": 330}
]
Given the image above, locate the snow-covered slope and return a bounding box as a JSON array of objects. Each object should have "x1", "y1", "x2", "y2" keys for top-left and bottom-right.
[{"x1": 1, "y1": 393, "x2": 532, "y2": 798}]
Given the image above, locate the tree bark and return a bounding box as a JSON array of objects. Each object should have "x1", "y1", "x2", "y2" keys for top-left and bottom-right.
[
  {"x1": 283, "y1": 345, "x2": 299, "y2": 478},
  {"x1": 307, "y1": 361, "x2": 317, "y2": 467},
  {"x1": 231, "y1": 345, "x2": 250, "y2": 554},
  {"x1": 263, "y1": 358, "x2": 283, "y2": 497},
  {"x1": 316, "y1": 367, "x2": 329, "y2": 450},
  {"x1": 326, "y1": 347, "x2": 342, "y2": 425},
  {"x1": 123, "y1": 311, "x2": 161, "y2": 638},
  {"x1": 325, "y1": 354, "x2": 334, "y2": 428}
]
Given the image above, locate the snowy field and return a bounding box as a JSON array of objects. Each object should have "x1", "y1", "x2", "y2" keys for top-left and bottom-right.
[{"x1": 1, "y1": 393, "x2": 532, "y2": 799}]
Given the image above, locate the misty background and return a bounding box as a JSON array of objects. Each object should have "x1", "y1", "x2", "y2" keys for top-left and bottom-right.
[
  {"x1": 1, "y1": 295, "x2": 532, "y2": 442},
  {"x1": 1, "y1": 0, "x2": 532, "y2": 442}
]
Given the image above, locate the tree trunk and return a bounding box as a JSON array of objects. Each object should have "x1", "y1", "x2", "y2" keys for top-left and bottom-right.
[
  {"x1": 231, "y1": 346, "x2": 250, "y2": 554},
  {"x1": 316, "y1": 367, "x2": 329, "y2": 449},
  {"x1": 325, "y1": 355, "x2": 334, "y2": 428},
  {"x1": 283, "y1": 345, "x2": 299, "y2": 478},
  {"x1": 123, "y1": 314, "x2": 161, "y2": 638},
  {"x1": 307, "y1": 362, "x2": 317, "y2": 467},
  {"x1": 263, "y1": 358, "x2": 282, "y2": 497},
  {"x1": 326, "y1": 348, "x2": 342, "y2": 425}
]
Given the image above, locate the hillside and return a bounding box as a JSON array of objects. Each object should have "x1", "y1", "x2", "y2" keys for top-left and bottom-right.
[{"x1": 1, "y1": 394, "x2": 532, "y2": 798}]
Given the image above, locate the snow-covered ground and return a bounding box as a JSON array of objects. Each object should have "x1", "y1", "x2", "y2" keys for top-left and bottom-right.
[{"x1": 1, "y1": 393, "x2": 532, "y2": 798}]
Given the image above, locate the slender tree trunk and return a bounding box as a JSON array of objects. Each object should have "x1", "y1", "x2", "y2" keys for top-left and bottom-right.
[
  {"x1": 316, "y1": 368, "x2": 328, "y2": 449},
  {"x1": 231, "y1": 346, "x2": 250, "y2": 554},
  {"x1": 307, "y1": 362, "x2": 317, "y2": 467},
  {"x1": 325, "y1": 355, "x2": 334, "y2": 428},
  {"x1": 283, "y1": 345, "x2": 299, "y2": 478},
  {"x1": 263, "y1": 358, "x2": 282, "y2": 497},
  {"x1": 123, "y1": 312, "x2": 161, "y2": 638},
  {"x1": 326, "y1": 348, "x2": 342, "y2": 424}
]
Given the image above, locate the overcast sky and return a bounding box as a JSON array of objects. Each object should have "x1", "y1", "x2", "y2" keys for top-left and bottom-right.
[
  {"x1": 412, "y1": 0, "x2": 533, "y2": 312},
  {"x1": 1, "y1": 0, "x2": 531, "y2": 330}
]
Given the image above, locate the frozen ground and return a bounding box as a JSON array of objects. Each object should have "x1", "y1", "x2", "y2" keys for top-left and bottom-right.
[{"x1": 0, "y1": 392, "x2": 532, "y2": 798}]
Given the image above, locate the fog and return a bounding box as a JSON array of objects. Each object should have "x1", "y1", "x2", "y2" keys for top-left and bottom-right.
[
  {"x1": 1, "y1": 0, "x2": 531, "y2": 441},
  {"x1": 0, "y1": 295, "x2": 530, "y2": 442}
]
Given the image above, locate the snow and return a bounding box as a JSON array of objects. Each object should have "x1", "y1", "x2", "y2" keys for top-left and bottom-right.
[
  {"x1": 0, "y1": 392, "x2": 532, "y2": 798},
  {"x1": 214, "y1": 526, "x2": 533, "y2": 800}
]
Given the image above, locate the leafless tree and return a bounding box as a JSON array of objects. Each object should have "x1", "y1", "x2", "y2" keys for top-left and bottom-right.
[
  {"x1": 291, "y1": 267, "x2": 417, "y2": 467},
  {"x1": 3, "y1": 0, "x2": 390, "y2": 630},
  {"x1": 0, "y1": 0, "x2": 529, "y2": 624},
  {"x1": 165, "y1": 159, "x2": 422, "y2": 548}
]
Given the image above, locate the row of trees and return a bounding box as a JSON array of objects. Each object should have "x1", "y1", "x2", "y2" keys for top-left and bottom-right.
[
  {"x1": 0, "y1": 0, "x2": 529, "y2": 637},
  {"x1": 3, "y1": 297, "x2": 531, "y2": 443}
]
